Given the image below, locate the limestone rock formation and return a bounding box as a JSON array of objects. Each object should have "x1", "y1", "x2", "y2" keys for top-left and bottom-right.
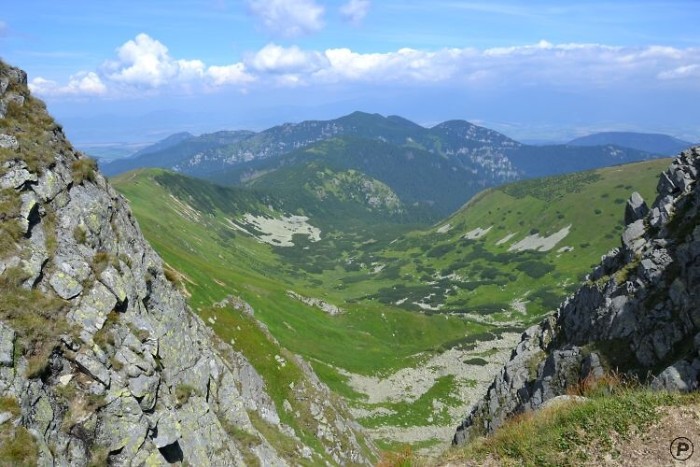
[
  {"x1": 0, "y1": 61, "x2": 371, "y2": 465},
  {"x1": 454, "y1": 146, "x2": 700, "y2": 444}
]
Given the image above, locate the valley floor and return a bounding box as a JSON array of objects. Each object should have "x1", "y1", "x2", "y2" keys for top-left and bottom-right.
[{"x1": 341, "y1": 332, "x2": 521, "y2": 456}]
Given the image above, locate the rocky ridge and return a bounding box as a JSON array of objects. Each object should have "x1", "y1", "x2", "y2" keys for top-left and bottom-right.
[
  {"x1": 454, "y1": 146, "x2": 700, "y2": 444},
  {"x1": 0, "y1": 61, "x2": 371, "y2": 465}
]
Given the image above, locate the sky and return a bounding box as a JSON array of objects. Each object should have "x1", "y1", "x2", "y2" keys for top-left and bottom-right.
[{"x1": 1, "y1": 0, "x2": 699, "y2": 145}]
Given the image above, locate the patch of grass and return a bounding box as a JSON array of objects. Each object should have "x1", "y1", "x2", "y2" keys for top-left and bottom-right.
[
  {"x1": 0, "y1": 267, "x2": 68, "y2": 379},
  {"x1": 71, "y1": 155, "x2": 98, "y2": 185},
  {"x1": 0, "y1": 396, "x2": 20, "y2": 417},
  {"x1": 248, "y1": 410, "x2": 309, "y2": 465},
  {"x1": 359, "y1": 375, "x2": 461, "y2": 428},
  {"x1": 93, "y1": 311, "x2": 119, "y2": 349},
  {"x1": 73, "y1": 225, "x2": 87, "y2": 245},
  {"x1": 220, "y1": 419, "x2": 262, "y2": 467},
  {"x1": 0, "y1": 426, "x2": 39, "y2": 467},
  {"x1": 445, "y1": 388, "x2": 700, "y2": 466},
  {"x1": 0, "y1": 188, "x2": 23, "y2": 257},
  {"x1": 91, "y1": 251, "x2": 116, "y2": 275},
  {"x1": 377, "y1": 445, "x2": 416, "y2": 467},
  {"x1": 174, "y1": 383, "x2": 196, "y2": 407}
]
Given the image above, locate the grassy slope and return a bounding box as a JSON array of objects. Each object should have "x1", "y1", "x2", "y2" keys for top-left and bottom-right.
[
  {"x1": 392, "y1": 386, "x2": 700, "y2": 466},
  {"x1": 336, "y1": 159, "x2": 670, "y2": 323},
  {"x1": 113, "y1": 169, "x2": 492, "y2": 377},
  {"x1": 112, "y1": 158, "x2": 669, "y2": 445}
]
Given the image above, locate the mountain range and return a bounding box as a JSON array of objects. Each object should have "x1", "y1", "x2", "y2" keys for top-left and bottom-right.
[
  {"x1": 568, "y1": 131, "x2": 694, "y2": 155},
  {"x1": 101, "y1": 112, "x2": 676, "y2": 220}
]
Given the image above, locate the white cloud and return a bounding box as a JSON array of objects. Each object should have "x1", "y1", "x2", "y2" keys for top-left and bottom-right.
[
  {"x1": 68, "y1": 72, "x2": 107, "y2": 94},
  {"x1": 28, "y1": 37, "x2": 700, "y2": 99},
  {"x1": 658, "y1": 64, "x2": 700, "y2": 80},
  {"x1": 102, "y1": 33, "x2": 206, "y2": 87},
  {"x1": 207, "y1": 63, "x2": 256, "y2": 85},
  {"x1": 340, "y1": 0, "x2": 370, "y2": 25},
  {"x1": 0, "y1": 21, "x2": 7, "y2": 37},
  {"x1": 29, "y1": 72, "x2": 106, "y2": 96},
  {"x1": 248, "y1": 43, "x2": 328, "y2": 74},
  {"x1": 319, "y1": 47, "x2": 465, "y2": 83},
  {"x1": 31, "y1": 33, "x2": 254, "y2": 97},
  {"x1": 248, "y1": 0, "x2": 324, "y2": 38}
]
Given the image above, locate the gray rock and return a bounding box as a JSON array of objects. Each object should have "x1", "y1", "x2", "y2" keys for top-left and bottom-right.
[
  {"x1": 0, "y1": 166, "x2": 36, "y2": 190},
  {"x1": 151, "y1": 411, "x2": 181, "y2": 448},
  {"x1": 33, "y1": 169, "x2": 65, "y2": 202},
  {"x1": 68, "y1": 282, "x2": 117, "y2": 338},
  {"x1": 0, "y1": 133, "x2": 19, "y2": 150},
  {"x1": 97, "y1": 392, "x2": 149, "y2": 457},
  {"x1": 99, "y1": 266, "x2": 128, "y2": 304},
  {"x1": 0, "y1": 411, "x2": 12, "y2": 425},
  {"x1": 622, "y1": 219, "x2": 645, "y2": 251},
  {"x1": 0, "y1": 322, "x2": 15, "y2": 367},
  {"x1": 49, "y1": 270, "x2": 83, "y2": 300},
  {"x1": 128, "y1": 373, "x2": 160, "y2": 411},
  {"x1": 652, "y1": 361, "x2": 698, "y2": 392},
  {"x1": 74, "y1": 352, "x2": 110, "y2": 387},
  {"x1": 18, "y1": 191, "x2": 38, "y2": 235},
  {"x1": 455, "y1": 147, "x2": 700, "y2": 446},
  {"x1": 624, "y1": 192, "x2": 649, "y2": 225},
  {"x1": 541, "y1": 395, "x2": 587, "y2": 409}
]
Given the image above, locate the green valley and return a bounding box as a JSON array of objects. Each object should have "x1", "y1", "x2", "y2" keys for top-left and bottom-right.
[{"x1": 112, "y1": 156, "x2": 670, "y2": 453}]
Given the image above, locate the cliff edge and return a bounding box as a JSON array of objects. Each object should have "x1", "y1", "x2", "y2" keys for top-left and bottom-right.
[
  {"x1": 0, "y1": 62, "x2": 370, "y2": 465},
  {"x1": 454, "y1": 146, "x2": 700, "y2": 444}
]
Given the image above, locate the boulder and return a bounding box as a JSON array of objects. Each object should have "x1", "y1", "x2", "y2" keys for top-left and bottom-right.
[{"x1": 624, "y1": 192, "x2": 649, "y2": 225}]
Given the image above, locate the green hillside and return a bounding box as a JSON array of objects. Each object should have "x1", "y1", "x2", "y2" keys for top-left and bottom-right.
[
  {"x1": 339, "y1": 158, "x2": 671, "y2": 322},
  {"x1": 112, "y1": 157, "x2": 670, "y2": 450}
]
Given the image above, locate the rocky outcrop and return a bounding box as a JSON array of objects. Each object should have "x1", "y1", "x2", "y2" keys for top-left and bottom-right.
[
  {"x1": 454, "y1": 146, "x2": 700, "y2": 444},
  {"x1": 0, "y1": 62, "x2": 371, "y2": 465}
]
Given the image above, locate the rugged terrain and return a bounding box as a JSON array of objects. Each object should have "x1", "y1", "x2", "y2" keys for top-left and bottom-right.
[
  {"x1": 0, "y1": 62, "x2": 373, "y2": 465},
  {"x1": 112, "y1": 154, "x2": 668, "y2": 454},
  {"x1": 454, "y1": 146, "x2": 700, "y2": 447}
]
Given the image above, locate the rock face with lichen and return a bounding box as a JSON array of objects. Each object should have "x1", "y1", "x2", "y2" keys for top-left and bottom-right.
[
  {"x1": 454, "y1": 146, "x2": 700, "y2": 445},
  {"x1": 0, "y1": 62, "x2": 372, "y2": 465}
]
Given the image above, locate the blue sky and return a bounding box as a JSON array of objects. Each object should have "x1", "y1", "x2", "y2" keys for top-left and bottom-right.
[{"x1": 2, "y1": 1, "x2": 699, "y2": 145}]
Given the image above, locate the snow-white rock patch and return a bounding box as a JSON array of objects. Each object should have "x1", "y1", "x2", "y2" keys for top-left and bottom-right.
[
  {"x1": 228, "y1": 214, "x2": 321, "y2": 247},
  {"x1": 496, "y1": 233, "x2": 516, "y2": 245},
  {"x1": 436, "y1": 223, "x2": 452, "y2": 234},
  {"x1": 508, "y1": 225, "x2": 572, "y2": 252},
  {"x1": 463, "y1": 226, "x2": 492, "y2": 240}
]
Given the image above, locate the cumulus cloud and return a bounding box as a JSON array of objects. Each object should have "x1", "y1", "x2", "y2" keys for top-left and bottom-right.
[
  {"x1": 31, "y1": 33, "x2": 254, "y2": 97},
  {"x1": 208, "y1": 63, "x2": 256, "y2": 85},
  {"x1": 340, "y1": 0, "x2": 370, "y2": 25},
  {"x1": 29, "y1": 72, "x2": 107, "y2": 96},
  {"x1": 102, "y1": 33, "x2": 206, "y2": 87},
  {"x1": 248, "y1": 0, "x2": 324, "y2": 38},
  {"x1": 28, "y1": 36, "x2": 700, "y2": 99},
  {"x1": 248, "y1": 43, "x2": 328, "y2": 73}
]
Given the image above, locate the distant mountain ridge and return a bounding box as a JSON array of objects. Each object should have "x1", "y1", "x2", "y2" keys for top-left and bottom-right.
[
  {"x1": 101, "y1": 112, "x2": 663, "y2": 220},
  {"x1": 568, "y1": 131, "x2": 694, "y2": 155}
]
